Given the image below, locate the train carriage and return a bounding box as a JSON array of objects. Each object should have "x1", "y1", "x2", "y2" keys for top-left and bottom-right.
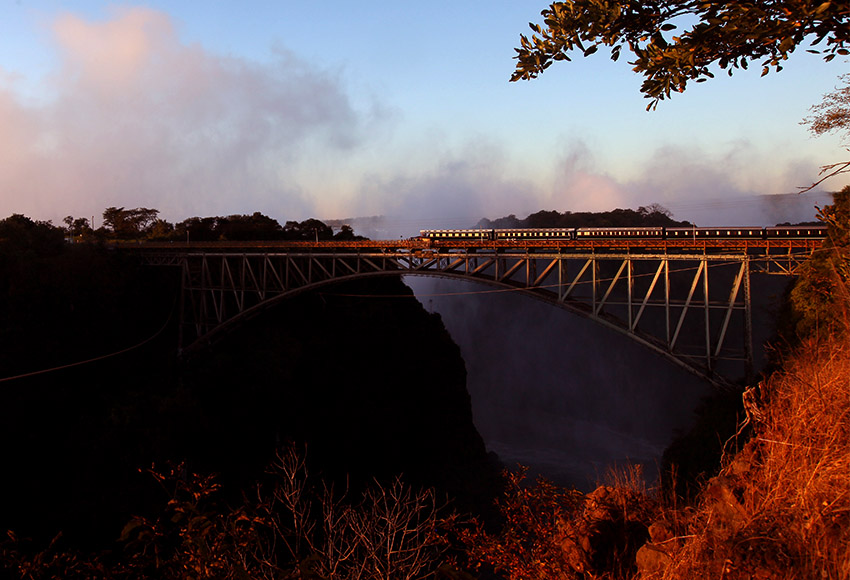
[
  {"x1": 666, "y1": 227, "x2": 764, "y2": 239},
  {"x1": 765, "y1": 226, "x2": 829, "y2": 238},
  {"x1": 418, "y1": 225, "x2": 828, "y2": 242},
  {"x1": 418, "y1": 229, "x2": 494, "y2": 240},
  {"x1": 575, "y1": 227, "x2": 664, "y2": 239},
  {"x1": 495, "y1": 228, "x2": 574, "y2": 240}
]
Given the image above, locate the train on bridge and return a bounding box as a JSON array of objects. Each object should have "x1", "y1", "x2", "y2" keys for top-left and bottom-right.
[{"x1": 418, "y1": 225, "x2": 828, "y2": 241}]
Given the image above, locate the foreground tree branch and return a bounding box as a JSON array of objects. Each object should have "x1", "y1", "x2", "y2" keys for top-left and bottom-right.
[{"x1": 513, "y1": 1, "x2": 850, "y2": 109}]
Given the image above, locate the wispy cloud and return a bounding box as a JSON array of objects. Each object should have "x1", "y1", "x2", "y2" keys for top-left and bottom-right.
[{"x1": 0, "y1": 7, "x2": 374, "y2": 223}]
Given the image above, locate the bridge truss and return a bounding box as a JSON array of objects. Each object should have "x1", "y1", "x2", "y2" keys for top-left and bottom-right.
[{"x1": 138, "y1": 239, "x2": 821, "y2": 387}]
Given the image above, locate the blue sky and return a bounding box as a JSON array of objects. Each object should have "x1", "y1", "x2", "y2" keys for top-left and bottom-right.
[{"x1": 1, "y1": 1, "x2": 847, "y2": 235}]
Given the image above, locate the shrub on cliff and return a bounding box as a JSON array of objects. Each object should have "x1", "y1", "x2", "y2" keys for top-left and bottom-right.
[
  {"x1": 639, "y1": 334, "x2": 850, "y2": 579},
  {"x1": 788, "y1": 186, "x2": 850, "y2": 339},
  {"x1": 451, "y1": 466, "x2": 657, "y2": 580}
]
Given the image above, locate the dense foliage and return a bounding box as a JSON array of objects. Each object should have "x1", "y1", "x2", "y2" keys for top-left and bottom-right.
[
  {"x1": 788, "y1": 185, "x2": 850, "y2": 336},
  {"x1": 476, "y1": 204, "x2": 688, "y2": 229},
  {"x1": 62, "y1": 208, "x2": 364, "y2": 243},
  {"x1": 513, "y1": 0, "x2": 850, "y2": 109}
]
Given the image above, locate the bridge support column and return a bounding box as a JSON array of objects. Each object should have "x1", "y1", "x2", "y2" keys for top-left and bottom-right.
[
  {"x1": 704, "y1": 256, "x2": 711, "y2": 371},
  {"x1": 744, "y1": 259, "x2": 754, "y2": 382}
]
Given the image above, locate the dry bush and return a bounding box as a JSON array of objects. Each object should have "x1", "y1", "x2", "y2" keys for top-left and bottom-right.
[
  {"x1": 647, "y1": 335, "x2": 850, "y2": 580},
  {"x1": 1, "y1": 447, "x2": 446, "y2": 580},
  {"x1": 257, "y1": 445, "x2": 445, "y2": 580},
  {"x1": 451, "y1": 468, "x2": 585, "y2": 579},
  {"x1": 453, "y1": 466, "x2": 658, "y2": 580}
]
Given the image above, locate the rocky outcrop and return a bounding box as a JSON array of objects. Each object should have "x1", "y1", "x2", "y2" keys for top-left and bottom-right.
[{"x1": 557, "y1": 485, "x2": 654, "y2": 577}]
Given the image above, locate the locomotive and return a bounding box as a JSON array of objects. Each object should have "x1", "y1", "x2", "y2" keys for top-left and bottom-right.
[{"x1": 417, "y1": 225, "x2": 828, "y2": 241}]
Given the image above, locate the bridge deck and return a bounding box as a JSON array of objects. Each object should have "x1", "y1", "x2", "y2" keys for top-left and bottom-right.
[{"x1": 121, "y1": 238, "x2": 822, "y2": 252}]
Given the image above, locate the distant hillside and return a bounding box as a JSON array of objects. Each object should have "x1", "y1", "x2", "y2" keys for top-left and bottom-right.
[{"x1": 477, "y1": 205, "x2": 691, "y2": 229}]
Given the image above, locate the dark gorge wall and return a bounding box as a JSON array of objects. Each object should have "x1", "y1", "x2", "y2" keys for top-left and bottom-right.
[
  {"x1": 0, "y1": 244, "x2": 498, "y2": 549},
  {"x1": 179, "y1": 276, "x2": 501, "y2": 507}
]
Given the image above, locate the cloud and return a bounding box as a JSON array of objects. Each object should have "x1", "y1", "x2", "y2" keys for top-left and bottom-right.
[
  {"x1": 548, "y1": 140, "x2": 629, "y2": 211},
  {"x1": 335, "y1": 138, "x2": 543, "y2": 236},
  {"x1": 1, "y1": 6, "x2": 842, "y2": 232},
  {"x1": 621, "y1": 144, "x2": 835, "y2": 225},
  {"x1": 533, "y1": 140, "x2": 835, "y2": 226},
  {"x1": 0, "y1": 7, "x2": 374, "y2": 224},
  {"x1": 330, "y1": 133, "x2": 837, "y2": 239}
]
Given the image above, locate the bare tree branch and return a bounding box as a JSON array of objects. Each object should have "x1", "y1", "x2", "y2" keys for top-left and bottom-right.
[{"x1": 798, "y1": 153, "x2": 850, "y2": 194}]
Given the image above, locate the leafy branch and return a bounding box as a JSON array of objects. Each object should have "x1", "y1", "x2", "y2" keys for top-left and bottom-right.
[{"x1": 513, "y1": 0, "x2": 850, "y2": 110}]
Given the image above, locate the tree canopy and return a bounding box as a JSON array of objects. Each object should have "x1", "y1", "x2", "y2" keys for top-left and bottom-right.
[
  {"x1": 512, "y1": 0, "x2": 850, "y2": 109},
  {"x1": 102, "y1": 207, "x2": 160, "y2": 239},
  {"x1": 56, "y1": 209, "x2": 366, "y2": 242},
  {"x1": 789, "y1": 185, "x2": 850, "y2": 336},
  {"x1": 476, "y1": 204, "x2": 688, "y2": 229}
]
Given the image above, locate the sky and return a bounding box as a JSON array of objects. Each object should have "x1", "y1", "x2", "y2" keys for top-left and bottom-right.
[{"x1": 1, "y1": 1, "x2": 848, "y2": 236}]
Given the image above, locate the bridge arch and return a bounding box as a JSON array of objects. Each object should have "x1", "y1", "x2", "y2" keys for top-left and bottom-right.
[
  {"x1": 178, "y1": 270, "x2": 404, "y2": 353},
  {"x1": 136, "y1": 239, "x2": 818, "y2": 388}
]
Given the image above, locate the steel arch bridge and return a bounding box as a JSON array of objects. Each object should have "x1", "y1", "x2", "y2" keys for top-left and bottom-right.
[{"x1": 133, "y1": 238, "x2": 821, "y2": 388}]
